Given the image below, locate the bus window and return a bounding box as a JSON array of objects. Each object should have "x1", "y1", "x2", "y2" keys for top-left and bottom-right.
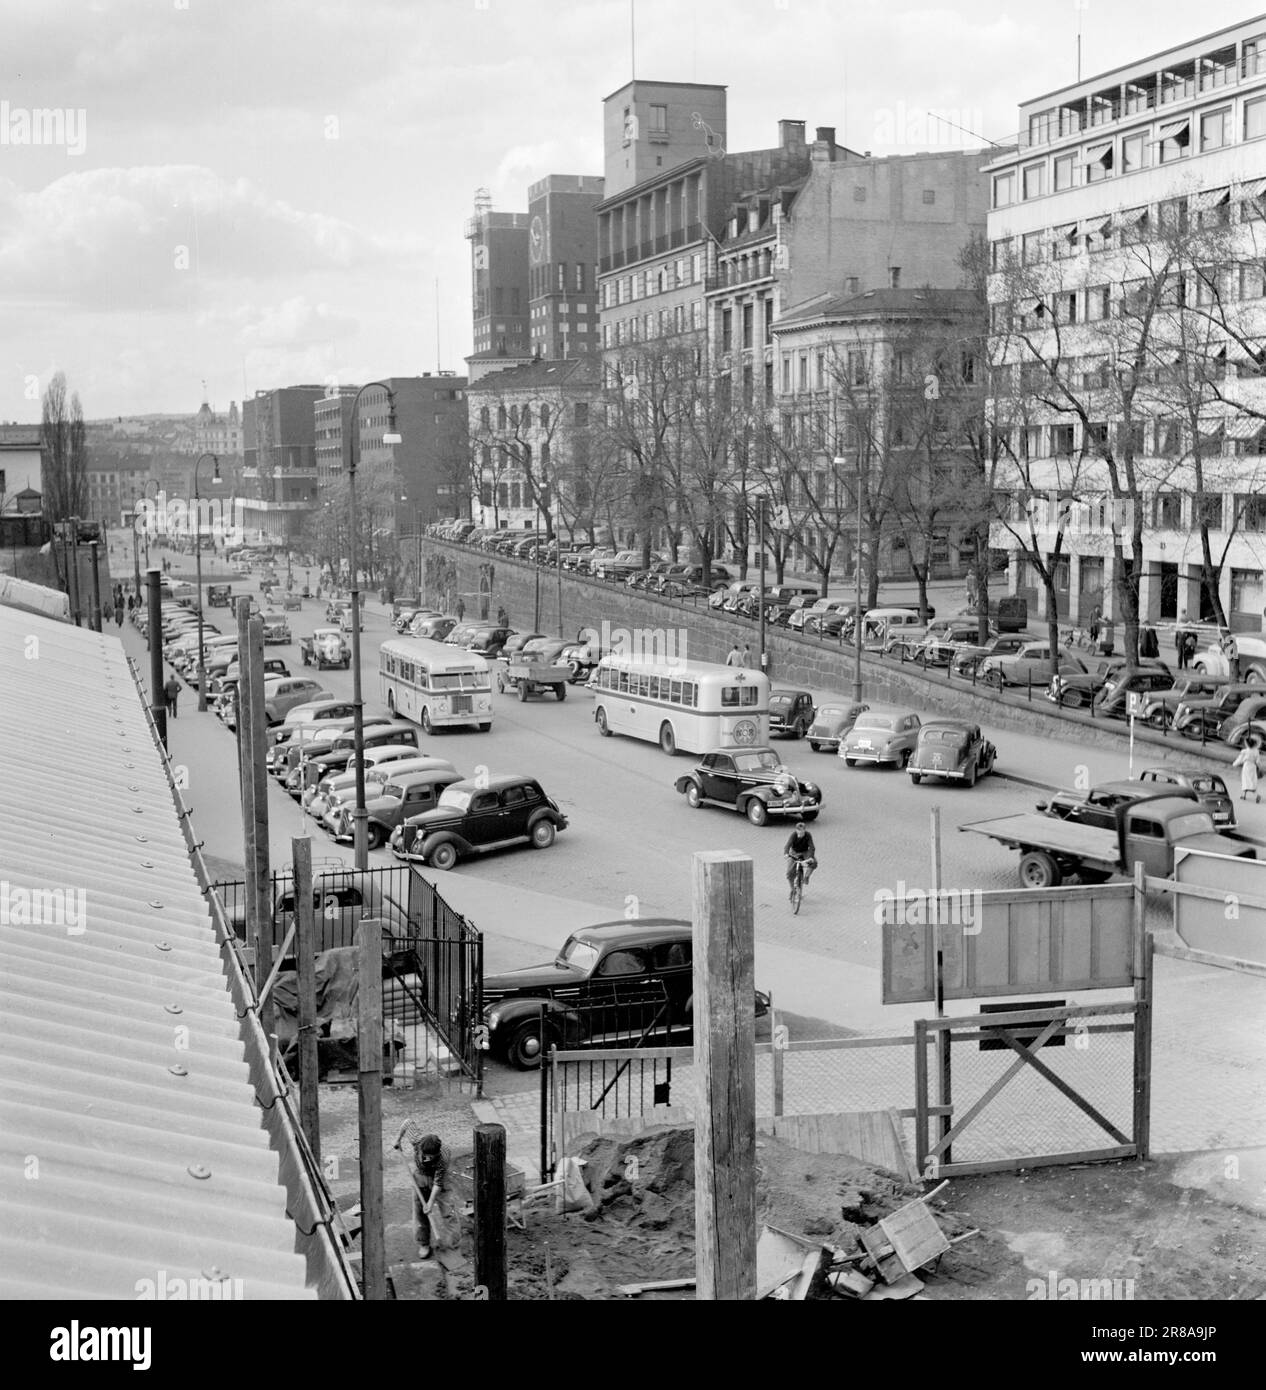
[
  {"x1": 741, "y1": 686, "x2": 759, "y2": 706},
  {"x1": 617, "y1": 670, "x2": 629, "y2": 694},
  {"x1": 684, "y1": 681, "x2": 697, "y2": 707},
  {"x1": 669, "y1": 679, "x2": 682, "y2": 704},
  {"x1": 649, "y1": 676, "x2": 662, "y2": 699},
  {"x1": 722, "y1": 686, "x2": 740, "y2": 707}
]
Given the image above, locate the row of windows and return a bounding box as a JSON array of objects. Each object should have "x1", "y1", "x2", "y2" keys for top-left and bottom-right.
[
  {"x1": 780, "y1": 346, "x2": 977, "y2": 393},
  {"x1": 597, "y1": 666, "x2": 700, "y2": 705},
  {"x1": 603, "y1": 302, "x2": 705, "y2": 346},
  {"x1": 603, "y1": 256, "x2": 704, "y2": 307},
  {"x1": 381, "y1": 654, "x2": 487, "y2": 691},
  {"x1": 995, "y1": 98, "x2": 1266, "y2": 207},
  {"x1": 476, "y1": 403, "x2": 589, "y2": 431},
  {"x1": 1007, "y1": 416, "x2": 1264, "y2": 462},
  {"x1": 719, "y1": 298, "x2": 775, "y2": 353}
]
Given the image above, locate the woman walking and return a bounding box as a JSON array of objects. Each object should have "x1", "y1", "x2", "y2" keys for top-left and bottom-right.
[{"x1": 1233, "y1": 738, "x2": 1261, "y2": 804}]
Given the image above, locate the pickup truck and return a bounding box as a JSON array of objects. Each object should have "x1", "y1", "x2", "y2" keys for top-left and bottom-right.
[
  {"x1": 300, "y1": 627, "x2": 351, "y2": 670},
  {"x1": 962, "y1": 792, "x2": 1256, "y2": 888}
]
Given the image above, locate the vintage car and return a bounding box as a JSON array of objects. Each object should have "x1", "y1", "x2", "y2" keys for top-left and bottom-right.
[
  {"x1": 674, "y1": 747, "x2": 822, "y2": 825},
  {"x1": 482, "y1": 919, "x2": 770, "y2": 1069},
  {"x1": 206, "y1": 584, "x2": 232, "y2": 607},
  {"x1": 260, "y1": 610, "x2": 292, "y2": 645},
  {"x1": 1037, "y1": 780, "x2": 1201, "y2": 831},
  {"x1": 1137, "y1": 767, "x2": 1236, "y2": 827},
  {"x1": 388, "y1": 774, "x2": 569, "y2": 869},
  {"x1": 300, "y1": 627, "x2": 351, "y2": 670},
  {"x1": 806, "y1": 700, "x2": 869, "y2": 753},
  {"x1": 307, "y1": 750, "x2": 450, "y2": 823},
  {"x1": 908, "y1": 720, "x2": 998, "y2": 787},
  {"x1": 840, "y1": 709, "x2": 923, "y2": 768},
  {"x1": 281, "y1": 590, "x2": 302, "y2": 611},
  {"x1": 768, "y1": 689, "x2": 817, "y2": 739},
  {"x1": 331, "y1": 765, "x2": 465, "y2": 849},
  {"x1": 325, "y1": 599, "x2": 352, "y2": 624},
  {"x1": 284, "y1": 721, "x2": 422, "y2": 797}
]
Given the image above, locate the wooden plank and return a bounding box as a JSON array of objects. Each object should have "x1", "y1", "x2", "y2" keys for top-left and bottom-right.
[
  {"x1": 928, "y1": 1145, "x2": 1136, "y2": 1177},
  {"x1": 693, "y1": 851, "x2": 756, "y2": 1302},
  {"x1": 879, "y1": 1199, "x2": 949, "y2": 1272},
  {"x1": 993, "y1": 1030, "x2": 1130, "y2": 1145},
  {"x1": 926, "y1": 1000, "x2": 1129, "y2": 1030},
  {"x1": 292, "y1": 837, "x2": 320, "y2": 1164},
  {"x1": 357, "y1": 917, "x2": 385, "y2": 1300},
  {"x1": 1136, "y1": 932, "x2": 1154, "y2": 1160},
  {"x1": 914, "y1": 1019, "x2": 930, "y2": 1177},
  {"x1": 473, "y1": 1123, "x2": 507, "y2": 1301}
]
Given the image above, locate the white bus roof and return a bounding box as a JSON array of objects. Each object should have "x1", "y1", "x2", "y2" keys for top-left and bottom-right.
[
  {"x1": 380, "y1": 635, "x2": 490, "y2": 672},
  {"x1": 596, "y1": 653, "x2": 768, "y2": 683}
]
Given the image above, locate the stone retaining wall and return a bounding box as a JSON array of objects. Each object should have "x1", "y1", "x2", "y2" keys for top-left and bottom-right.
[{"x1": 421, "y1": 538, "x2": 1236, "y2": 771}]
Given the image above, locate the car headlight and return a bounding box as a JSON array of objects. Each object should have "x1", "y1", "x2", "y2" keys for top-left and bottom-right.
[{"x1": 486, "y1": 1009, "x2": 501, "y2": 1030}]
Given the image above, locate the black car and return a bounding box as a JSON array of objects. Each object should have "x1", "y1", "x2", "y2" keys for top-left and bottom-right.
[
  {"x1": 1048, "y1": 658, "x2": 1170, "y2": 711},
  {"x1": 674, "y1": 747, "x2": 822, "y2": 825},
  {"x1": 482, "y1": 919, "x2": 770, "y2": 1069},
  {"x1": 1037, "y1": 779, "x2": 1199, "y2": 830},
  {"x1": 388, "y1": 774, "x2": 568, "y2": 869},
  {"x1": 768, "y1": 689, "x2": 816, "y2": 738}
]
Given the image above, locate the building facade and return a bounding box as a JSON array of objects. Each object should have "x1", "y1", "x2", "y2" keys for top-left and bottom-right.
[
  {"x1": 240, "y1": 386, "x2": 326, "y2": 542},
  {"x1": 985, "y1": 15, "x2": 1266, "y2": 631},
  {"x1": 190, "y1": 399, "x2": 243, "y2": 458},
  {"x1": 466, "y1": 198, "x2": 531, "y2": 360},
  {"x1": 527, "y1": 174, "x2": 605, "y2": 360}
]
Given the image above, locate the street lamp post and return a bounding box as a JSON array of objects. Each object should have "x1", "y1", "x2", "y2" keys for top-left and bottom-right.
[
  {"x1": 193, "y1": 453, "x2": 220, "y2": 711},
  {"x1": 347, "y1": 382, "x2": 402, "y2": 869},
  {"x1": 757, "y1": 497, "x2": 767, "y2": 673},
  {"x1": 131, "y1": 478, "x2": 162, "y2": 598}
]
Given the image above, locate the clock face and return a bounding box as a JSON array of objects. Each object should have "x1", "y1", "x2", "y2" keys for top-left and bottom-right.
[{"x1": 529, "y1": 215, "x2": 545, "y2": 264}]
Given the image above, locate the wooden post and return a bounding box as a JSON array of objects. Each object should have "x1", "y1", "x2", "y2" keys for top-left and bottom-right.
[
  {"x1": 243, "y1": 613, "x2": 274, "y2": 1037},
  {"x1": 692, "y1": 850, "x2": 756, "y2": 1301},
  {"x1": 914, "y1": 1018, "x2": 930, "y2": 1176},
  {"x1": 357, "y1": 916, "x2": 386, "y2": 1300},
  {"x1": 146, "y1": 569, "x2": 167, "y2": 748},
  {"x1": 88, "y1": 539, "x2": 102, "y2": 632},
  {"x1": 1131, "y1": 860, "x2": 1153, "y2": 1158},
  {"x1": 771, "y1": 1002, "x2": 785, "y2": 1119},
  {"x1": 292, "y1": 836, "x2": 321, "y2": 1166},
  {"x1": 473, "y1": 1122, "x2": 508, "y2": 1301},
  {"x1": 930, "y1": 807, "x2": 951, "y2": 1164}
]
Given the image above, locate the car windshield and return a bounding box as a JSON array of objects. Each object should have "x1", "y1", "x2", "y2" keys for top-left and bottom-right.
[
  {"x1": 1189, "y1": 775, "x2": 1226, "y2": 796},
  {"x1": 557, "y1": 937, "x2": 600, "y2": 971},
  {"x1": 1166, "y1": 811, "x2": 1216, "y2": 838},
  {"x1": 855, "y1": 714, "x2": 896, "y2": 732},
  {"x1": 816, "y1": 706, "x2": 846, "y2": 720},
  {"x1": 924, "y1": 728, "x2": 968, "y2": 746},
  {"x1": 438, "y1": 786, "x2": 473, "y2": 812},
  {"x1": 769, "y1": 694, "x2": 794, "y2": 708},
  {"x1": 733, "y1": 751, "x2": 782, "y2": 773}
]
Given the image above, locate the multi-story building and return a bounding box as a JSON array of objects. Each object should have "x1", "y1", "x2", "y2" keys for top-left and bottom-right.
[
  {"x1": 190, "y1": 398, "x2": 243, "y2": 458},
  {"x1": 0, "y1": 425, "x2": 46, "y2": 550},
  {"x1": 527, "y1": 174, "x2": 605, "y2": 360},
  {"x1": 466, "y1": 357, "x2": 602, "y2": 534},
  {"x1": 985, "y1": 15, "x2": 1266, "y2": 631},
  {"x1": 240, "y1": 385, "x2": 326, "y2": 542},
  {"x1": 466, "y1": 194, "x2": 531, "y2": 360}
]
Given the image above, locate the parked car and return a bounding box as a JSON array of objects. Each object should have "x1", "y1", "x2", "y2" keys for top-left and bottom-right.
[
  {"x1": 1217, "y1": 692, "x2": 1266, "y2": 748},
  {"x1": 394, "y1": 607, "x2": 438, "y2": 634},
  {"x1": 1138, "y1": 674, "x2": 1231, "y2": 730},
  {"x1": 286, "y1": 721, "x2": 421, "y2": 797},
  {"x1": 262, "y1": 681, "x2": 338, "y2": 728},
  {"x1": 1037, "y1": 780, "x2": 1200, "y2": 831},
  {"x1": 1136, "y1": 767, "x2": 1236, "y2": 827},
  {"x1": 207, "y1": 584, "x2": 232, "y2": 607},
  {"x1": 260, "y1": 611, "x2": 292, "y2": 645},
  {"x1": 388, "y1": 774, "x2": 569, "y2": 870},
  {"x1": 806, "y1": 701, "x2": 869, "y2": 753},
  {"x1": 595, "y1": 549, "x2": 647, "y2": 580},
  {"x1": 331, "y1": 766, "x2": 466, "y2": 849},
  {"x1": 896, "y1": 621, "x2": 996, "y2": 665},
  {"x1": 674, "y1": 747, "x2": 822, "y2": 826},
  {"x1": 908, "y1": 720, "x2": 997, "y2": 787},
  {"x1": 557, "y1": 634, "x2": 601, "y2": 682},
  {"x1": 1048, "y1": 657, "x2": 1170, "y2": 710},
  {"x1": 767, "y1": 689, "x2": 816, "y2": 739},
  {"x1": 841, "y1": 708, "x2": 923, "y2": 768},
  {"x1": 1172, "y1": 683, "x2": 1264, "y2": 740},
  {"x1": 981, "y1": 642, "x2": 1090, "y2": 689},
  {"x1": 499, "y1": 630, "x2": 548, "y2": 660},
  {"x1": 481, "y1": 918, "x2": 770, "y2": 1069},
  {"x1": 467, "y1": 626, "x2": 513, "y2": 658},
  {"x1": 1091, "y1": 667, "x2": 1176, "y2": 720},
  {"x1": 325, "y1": 599, "x2": 352, "y2": 623},
  {"x1": 950, "y1": 631, "x2": 1039, "y2": 680},
  {"x1": 300, "y1": 627, "x2": 351, "y2": 670},
  {"x1": 306, "y1": 750, "x2": 449, "y2": 822},
  {"x1": 410, "y1": 614, "x2": 457, "y2": 641}
]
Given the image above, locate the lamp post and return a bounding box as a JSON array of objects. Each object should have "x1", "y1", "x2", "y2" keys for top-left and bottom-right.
[
  {"x1": 193, "y1": 453, "x2": 221, "y2": 711},
  {"x1": 757, "y1": 496, "x2": 767, "y2": 673},
  {"x1": 131, "y1": 478, "x2": 162, "y2": 598},
  {"x1": 347, "y1": 382, "x2": 402, "y2": 869},
  {"x1": 836, "y1": 456, "x2": 864, "y2": 705}
]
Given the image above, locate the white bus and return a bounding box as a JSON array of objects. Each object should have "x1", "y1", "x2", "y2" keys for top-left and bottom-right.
[
  {"x1": 592, "y1": 654, "x2": 770, "y2": 755},
  {"x1": 379, "y1": 637, "x2": 493, "y2": 734}
]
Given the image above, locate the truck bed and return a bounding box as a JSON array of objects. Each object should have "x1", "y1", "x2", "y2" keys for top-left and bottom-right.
[{"x1": 960, "y1": 812, "x2": 1121, "y2": 866}]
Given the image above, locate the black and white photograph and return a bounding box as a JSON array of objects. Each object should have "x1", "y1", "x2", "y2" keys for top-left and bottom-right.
[{"x1": 1, "y1": 0, "x2": 1263, "y2": 1354}]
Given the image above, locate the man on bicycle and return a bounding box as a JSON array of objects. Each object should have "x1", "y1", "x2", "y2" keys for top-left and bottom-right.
[{"x1": 784, "y1": 820, "x2": 817, "y2": 901}]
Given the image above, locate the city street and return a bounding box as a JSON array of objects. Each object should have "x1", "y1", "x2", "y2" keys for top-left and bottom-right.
[{"x1": 119, "y1": 541, "x2": 1266, "y2": 1160}]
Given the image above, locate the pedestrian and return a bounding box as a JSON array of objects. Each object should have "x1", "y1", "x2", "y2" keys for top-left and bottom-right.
[
  {"x1": 740, "y1": 644, "x2": 753, "y2": 668},
  {"x1": 497, "y1": 605, "x2": 508, "y2": 628},
  {"x1": 163, "y1": 674, "x2": 180, "y2": 718},
  {"x1": 392, "y1": 1124, "x2": 458, "y2": 1261},
  {"x1": 1182, "y1": 631, "x2": 1198, "y2": 670},
  {"x1": 114, "y1": 601, "x2": 124, "y2": 627},
  {"x1": 1175, "y1": 624, "x2": 1189, "y2": 670},
  {"x1": 726, "y1": 642, "x2": 742, "y2": 667},
  {"x1": 1222, "y1": 632, "x2": 1240, "y2": 682},
  {"x1": 1139, "y1": 622, "x2": 1159, "y2": 660},
  {"x1": 965, "y1": 570, "x2": 978, "y2": 611},
  {"x1": 456, "y1": 597, "x2": 466, "y2": 621},
  {"x1": 1088, "y1": 612, "x2": 1101, "y2": 647},
  {"x1": 1233, "y1": 738, "x2": 1261, "y2": 804}
]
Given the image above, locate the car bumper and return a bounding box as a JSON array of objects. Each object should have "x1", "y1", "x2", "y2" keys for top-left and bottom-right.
[
  {"x1": 807, "y1": 735, "x2": 840, "y2": 749},
  {"x1": 763, "y1": 796, "x2": 822, "y2": 817},
  {"x1": 844, "y1": 749, "x2": 905, "y2": 764}
]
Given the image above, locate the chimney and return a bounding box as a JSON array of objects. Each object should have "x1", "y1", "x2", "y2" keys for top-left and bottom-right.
[
  {"x1": 815, "y1": 126, "x2": 836, "y2": 147},
  {"x1": 778, "y1": 119, "x2": 806, "y2": 149}
]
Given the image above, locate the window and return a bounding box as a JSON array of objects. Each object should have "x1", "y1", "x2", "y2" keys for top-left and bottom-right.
[
  {"x1": 763, "y1": 297, "x2": 774, "y2": 346},
  {"x1": 1196, "y1": 493, "x2": 1223, "y2": 529},
  {"x1": 922, "y1": 188, "x2": 936, "y2": 204},
  {"x1": 990, "y1": 239, "x2": 1009, "y2": 270},
  {"x1": 721, "y1": 308, "x2": 733, "y2": 352},
  {"x1": 1201, "y1": 108, "x2": 1231, "y2": 151},
  {"x1": 742, "y1": 302, "x2": 753, "y2": 349},
  {"x1": 1053, "y1": 224, "x2": 1078, "y2": 259},
  {"x1": 1022, "y1": 163, "x2": 1046, "y2": 199},
  {"x1": 846, "y1": 276, "x2": 860, "y2": 295},
  {"x1": 848, "y1": 350, "x2": 866, "y2": 386},
  {"x1": 1053, "y1": 153, "x2": 1076, "y2": 190},
  {"x1": 1247, "y1": 96, "x2": 1266, "y2": 140},
  {"x1": 1084, "y1": 141, "x2": 1113, "y2": 181},
  {"x1": 1085, "y1": 421, "x2": 1109, "y2": 452},
  {"x1": 782, "y1": 357, "x2": 791, "y2": 392},
  {"x1": 1155, "y1": 493, "x2": 1182, "y2": 529},
  {"x1": 1022, "y1": 232, "x2": 1045, "y2": 265},
  {"x1": 1157, "y1": 119, "x2": 1190, "y2": 163},
  {"x1": 993, "y1": 171, "x2": 1015, "y2": 207},
  {"x1": 1232, "y1": 567, "x2": 1265, "y2": 612},
  {"x1": 1086, "y1": 285, "x2": 1110, "y2": 320},
  {"x1": 1121, "y1": 132, "x2": 1146, "y2": 172},
  {"x1": 649, "y1": 103, "x2": 668, "y2": 134},
  {"x1": 1051, "y1": 424, "x2": 1076, "y2": 455},
  {"x1": 1159, "y1": 198, "x2": 1188, "y2": 234},
  {"x1": 815, "y1": 349, "x2": 826, "y2": 389},
  {"x1": 798, "y1": 353, "x2": 809, "y2": 389},
  {"x1": 889, "y1": 267, "x2": 901, "y2": 289},
  {"x1": 574, "y1": 402, "x2": 588, "y2": 427},
  {"x1": 1241, "y1": 262, "x2": 1266, "y2": 299}
]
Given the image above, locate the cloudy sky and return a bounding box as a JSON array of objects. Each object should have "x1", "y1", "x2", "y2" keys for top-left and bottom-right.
[{"x1": 0, "y1": 0, "x2": 1232, "y2": 420}]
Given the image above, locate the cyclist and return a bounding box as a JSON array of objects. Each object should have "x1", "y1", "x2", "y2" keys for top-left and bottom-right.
[{"x1": 784, "y1": 820, "x2": 817, "y2": 902}]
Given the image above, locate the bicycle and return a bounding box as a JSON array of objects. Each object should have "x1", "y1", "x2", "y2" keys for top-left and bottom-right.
[{"x1": 787, "y1": 856, "x2": 811, "y2": 914}]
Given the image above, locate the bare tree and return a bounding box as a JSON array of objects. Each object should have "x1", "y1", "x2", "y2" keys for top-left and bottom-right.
[{"x1": 42, "y1": 372, "x2": 88, "y2": 521}]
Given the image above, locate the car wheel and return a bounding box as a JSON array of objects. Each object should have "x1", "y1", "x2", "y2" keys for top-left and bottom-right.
[
  {"x1": 506, "y1": 1021, "x2": 545, "y2": 1071},
  {"x1": 745, "y1": 799, "x2": 768, "y2": 826},
  {"x1": 421, "y1": 708, "x2": 433, "y2": 734},
  {"x1": 530, "y1": 820, "x2": 556, "y2": 849},
  {"x1": 985, "y1": 670, "x2": 1003, "y2": 689},
  {"x1": 1061, "y1": 689, "x2": 1086, "y2": 709},
  {"x1": 659, "y1": 722, "x2": 677, "y2": 755},
  {"x1": 802, "y1": 810, "x2": 819, "y2": 822},
  {"x1": 365, "y1": 823, "x2": 384, "y2": 850},
  {"x1": 1147, "y1": 709, "x2": 1167, "y2": 730},
  {"x1": 1018, "y1": 851, "x2": 1062, "y2": 889},
  {"x1": 556, "y1": 682, "x2": 567, "y2": 702},
  {"x1": 596, "y1": 707, "x2": 610, "y2": 736},
  {"x1": 478, "y1": 721, "x2": 491, "y2": 732},
  {"x1": 685, "y1": 782, "x2": 703, "y2": 808},
  {"x1": 1079, "y1": 867, "x2": 1113, "y2": 884},
  {"x1": 1247, "y1": 665, "x2": 1266, "y2": 685},
  {"x1": 844, "y1": 757, "x2": 856, "y2": 767},
  {"x1": 427, "y1": 840, "x2": 458, "y2": 871},
  {"x1": 910, "y1": 773, "x2": 922, "y2": 785},
  {"x1": 518, "y1": 682, "x2": 528, "y2": 702},
  {"x1": 809, "y1": 741, "x2": 821, "y2": 752},
  {"x1": 965, "y1": 763, "x2": 977, "y2": 788}
]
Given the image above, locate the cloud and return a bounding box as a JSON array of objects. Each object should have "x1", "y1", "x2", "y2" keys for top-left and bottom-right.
[
  {"x1": 200, "y1": 295, "x2": 359, "y2": 349},
  {"x1": 0, "y1": 165, "x2": 376, "y2": 311}
]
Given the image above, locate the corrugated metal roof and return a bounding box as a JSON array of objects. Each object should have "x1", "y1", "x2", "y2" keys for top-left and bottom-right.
[{"x1": 0, "y1": 607, "x2": 316, "y2": 1299}]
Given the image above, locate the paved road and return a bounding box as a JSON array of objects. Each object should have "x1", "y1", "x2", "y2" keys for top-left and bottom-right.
[{"x1": 115, "y1": 536, "x2": 1266, "y2": 1159}]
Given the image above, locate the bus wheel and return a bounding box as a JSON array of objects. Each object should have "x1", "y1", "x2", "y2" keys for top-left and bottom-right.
[
  {"x1": 421, "y1": 709, "x2": 433, "y2": 734},
  {"x1": 596, "y1": 708, "x2": 611, "y2": 736},
  {"x1": 659, "y1": 722, "x2": 677, "y2": 755}
]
